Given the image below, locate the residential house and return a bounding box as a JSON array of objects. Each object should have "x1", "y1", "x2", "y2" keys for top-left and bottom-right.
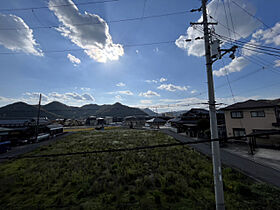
[
  {"x1": 146, "y1": 118, "x2": 167, "y2": 129},
  {"x1": 223, "y1": 99, "x2": 280, "y2": 146},
  {"x1": 169, "y1": 108, "x2": 226, "y2": 138},
  {"x1": 123, "y1": 116, "x2": 147, "y2": 128}
]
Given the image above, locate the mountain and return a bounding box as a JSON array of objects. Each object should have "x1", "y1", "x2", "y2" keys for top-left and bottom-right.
[
  {"x1": 0, "y1": 101, "x2": 147, "y2": 120},
  {"x1": 42, "y1": 101, "x2": 80, "y2": 119},
  {"x1": 141, "y1": 108, "x2": 157, "y2": 116},
  {"x1": 96, "y1": 102, "x2": 147, "y2": 118},
  {"x1": 0, "y1": 102, "x2": 61, "y2": 119}
]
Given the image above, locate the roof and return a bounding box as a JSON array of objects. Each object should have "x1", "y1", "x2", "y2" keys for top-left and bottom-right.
[
  {"x1": 146, "y1": 118, "x2": 166, "y2": 123},
  {"x1": 223, "y1": 99, "x2": 280, "y2": 110},
  {"x1": 0, "y1": 119, "x2": 31, "y2": 125},
  {"x1": 47, "y1": 124, "x2": 63, "y2": 130},
  {"x1": 0, "y1": 127, "x2": 12, "y2": 132}
]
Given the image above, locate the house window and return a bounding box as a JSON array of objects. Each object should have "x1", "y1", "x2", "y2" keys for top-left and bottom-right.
[
  {"x1": 233, "y1": 128, "x2": 246, "y2": 137},
  {"x1": 251, "y1": 111, "x2": 265, "y2": 117},
  {"x1": 231, "y1": 111, "x2": 243, "y2": 118}
]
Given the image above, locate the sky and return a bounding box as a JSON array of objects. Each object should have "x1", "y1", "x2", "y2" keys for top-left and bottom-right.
[{"x1": 0, "y1": 0, "x2": 280, "y2": 112}]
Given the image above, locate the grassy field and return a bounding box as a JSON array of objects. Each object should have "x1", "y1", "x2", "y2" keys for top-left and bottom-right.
[{"x1": 0, "y1": 129, "x2": 280, "y2": 209}]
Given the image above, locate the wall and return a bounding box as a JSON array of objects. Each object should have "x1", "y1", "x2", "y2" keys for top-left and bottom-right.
[{"x1": 225, "y1": 107, "x2": 278, "y2": 137}]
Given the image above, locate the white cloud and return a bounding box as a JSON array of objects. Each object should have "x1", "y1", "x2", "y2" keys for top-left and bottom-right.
[
  {"x1": 253, "y1": 22, "x2": 280, "y2": 46},
  {"x1": 153, "y1": 47, "x2": 159, "y2": 52},
  {"x1": 115, "y1": 95, "x2": 123, "y2": 101},
  {"x1": 48, "y1": 92, "x2": 95, "y2": 101},
  {"x1": 139, "y1": 90, "x2": 160, "y2": 98},
  {"x1": 140, "y1": 100, "x2": 152, "y2": 104},
  {"x1": 176, "y1": 0, "x2": 260, "y2": 57},
  {"x1": 213, "y1": 57, "x2": 249, "y2": 77},
  {"x1": 145, "y1": 79, "x2": 158, "y2": 84},
  {"x1": 80, "y1": 87, "x2": 91, "y2": 91},
  {"x1": 274, "y1": 60, "x2": 280, "y2": 67},
  {"x1": 0, "y1": 14, "x2": 43, "y2": 56},
  {"x1": 157, "y1": 84, "x2": 188, "y2": 92},
  {"x1": 48, "y1": 92, "x2": 66, "y2": 100},
  {"x1": 145, "y1": 77, "x2": 167, "y2": 84},
  {"x1": 0, "y1": 91, "x2": 96, "y2": 107},
  {"x1": 49, "y1": 0, "x2": 124, "y2": 63},
  {"x1": 116, "y1": 82, "x2": 126, "y2": 87},
  {"x1": 24, "y1": 92, "x2": 49, "y2": 101},
  {"x1": 67, "y1": 53, "x2": 81, "y2": 66},
  {"x1": 108, "y1": 90, "x2": 133, "y2": 95},
  {"x1": 118, "y1": 90, "x2": 133, "y2": 95},
  {"x1": 241, "y1": 39, "x2": 261, "y2": 57},
  {"x1": 191, "y1": 90, "x2": 197, "y2": 94},
  {"x1": 65, "y1": 92, "x2": 84, "y2": 100},
  {"x1": 82, "y1": 93, "x2": 94, "y2": 101},
  {"x1": 136, "y1": 50, "x2": 139, "y2": 54},
  {"x1": 159, "y1": 77, "x2": 167, "y2": 83},
  {"x1": 49, "y1": 92, "x2": 94, "y2": 102}
]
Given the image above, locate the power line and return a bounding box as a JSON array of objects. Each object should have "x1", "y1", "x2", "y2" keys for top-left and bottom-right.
[
  {"x1": 215, "y1": 34, "x2": 280, "y2": 53},
  {"x1": 1, "y1": 130, "x2": 279, "y2": 160},
  {"x1": 0, "y1": 0, "x2": 120, "y2": 12},
  {"x1": 209, "y1": 32, "x2": 280, "y2": 58},
  {"x1": 0, "y1": 40, "x2": 176, "y2": 55},
  {"x1": 219, "y1": 79, "x2": 280, "y2": 98},
  {"x1": 231, "y1": 0, "x2": 272, "y2": 31},
  {"x1": 222, "y1": 0, "x2": 232, "y2": 42},
  {"x1": 0, "y1": 138, "x2": 226, "y2": 160},
  {"x1": 0, "y1": 10, "x2": 192, "y2": 31}
]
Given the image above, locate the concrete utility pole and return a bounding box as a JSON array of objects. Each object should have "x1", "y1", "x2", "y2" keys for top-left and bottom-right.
[
  {"x1": 35, "y1": 93, "x2": 42, "y2": 141},
  {"x1": 201, "y1": 0, "x2": 225, "y2": 209}
]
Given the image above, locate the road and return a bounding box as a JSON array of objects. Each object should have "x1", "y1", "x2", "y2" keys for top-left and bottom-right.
[
  {"x1": 162, "y1": 129, "x2": 280, "y2": 188},
  {"x1": 0, "y1": 133, "x2": 72, "y2": 163}
]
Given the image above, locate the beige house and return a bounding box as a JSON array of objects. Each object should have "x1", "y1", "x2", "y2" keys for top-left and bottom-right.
[{"x1": 223, "y1": 99, "x2": 280, "y2": 145}]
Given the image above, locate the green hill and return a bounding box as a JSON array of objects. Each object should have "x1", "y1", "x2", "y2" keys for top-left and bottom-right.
[{"x1": 0, "y1": 101, "x2": 147, "y2": 120}]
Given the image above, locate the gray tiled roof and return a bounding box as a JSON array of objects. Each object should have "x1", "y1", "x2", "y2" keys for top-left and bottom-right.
[{"x1": 223, "y1": 99, "x2": 280, "y2": 110}]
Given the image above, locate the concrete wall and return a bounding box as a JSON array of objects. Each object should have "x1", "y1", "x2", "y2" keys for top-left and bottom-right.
[{"x1": 225, "y1": 107, "x2": 279, "y2": 137}]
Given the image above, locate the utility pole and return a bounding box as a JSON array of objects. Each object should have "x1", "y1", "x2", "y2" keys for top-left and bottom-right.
[
  {"x1": 201, "y1": 0, "x2": 225, "y2": 209},
  {"x1": 35, "y1": 94, "x2": 42, "y2": 142}
]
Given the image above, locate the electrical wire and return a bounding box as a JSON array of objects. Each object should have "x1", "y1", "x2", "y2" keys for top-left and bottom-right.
[
  {"x1": 1, "y1": 130, "x2": 279, "y2": 160},
  {"x1": 0, "y1": 0, "x2": 120, "y2": 12},
  {"x1": 0, "y1": 10, "x2": 192, "y2": 31},
  {"x1": 0, "y1": 40, "x2": 177, "y2": 55},
  {"x1": 231, "y1": 0, "x2": 272, "y2": 31}
]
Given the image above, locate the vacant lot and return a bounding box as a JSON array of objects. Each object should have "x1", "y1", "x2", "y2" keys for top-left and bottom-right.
[{"x1": 0, "y1": 129, "x2": 279, "y2": 209}]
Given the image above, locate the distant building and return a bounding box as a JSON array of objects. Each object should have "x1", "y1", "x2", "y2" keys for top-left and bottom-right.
[
  {"x1": 146, "y1": 118, "x2": 167, "y2": 129},
  {"x1": 169, "y1": 108, "x2": 226, "y2": 138},
  {"x1": 105, "y1": 116, "x2": 113, "y2": 125},
  {"x1": 123, "y1": 116, "x2": 147, "y2": 128},
  {"x1": 85, "y1": 116, "x2": 97, "y2": 126},
  {"x1": 0, "y1": 118, "x2": 49, "y2": 128},
  {"x1": 223, "y1": 99, "x2": 280, "y2": 146}
]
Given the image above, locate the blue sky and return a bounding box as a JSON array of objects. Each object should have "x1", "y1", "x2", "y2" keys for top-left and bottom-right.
[{"x1": 0, "y1": 0, "x2": 280, "y2": 112}]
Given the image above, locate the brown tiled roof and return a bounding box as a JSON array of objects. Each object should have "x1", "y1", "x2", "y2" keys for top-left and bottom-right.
[{"x1": 223, "y1": 99, "x2": 280, "y2": 110}]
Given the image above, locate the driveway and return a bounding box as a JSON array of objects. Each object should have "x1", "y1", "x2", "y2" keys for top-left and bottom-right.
[{"x1": 162, "y1": 129, "x2": 280, "y2": 188}]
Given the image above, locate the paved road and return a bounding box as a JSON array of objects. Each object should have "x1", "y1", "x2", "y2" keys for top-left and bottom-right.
[
  {"x1": 162, "y1": 129, "x2": 280, "y2": 188},
  {"x1": 0, "y1": 133, "x2": 72, "y2": 163}
]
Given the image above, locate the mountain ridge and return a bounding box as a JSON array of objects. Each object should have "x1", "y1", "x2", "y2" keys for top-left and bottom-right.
[{"x1": 0, "y1": 101, "x2": 147, "y2": 119}]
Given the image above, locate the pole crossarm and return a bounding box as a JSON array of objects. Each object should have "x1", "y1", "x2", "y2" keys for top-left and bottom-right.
[{"x1": 190, "y1": 22, "x2": 218, "y2": 25}]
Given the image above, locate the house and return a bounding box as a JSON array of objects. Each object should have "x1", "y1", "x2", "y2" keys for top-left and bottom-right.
[
  {"x1": 123, "y1": 116, "x2": 147, "y2": 128},
  {"x1": 146, "y1": 118, "x2": 167, "y2": 129},
  {"x1": 0, "y1": 118, "x2": 49, "y2": 128},
  {"x1": 85, "y1": 116, "x2": 97, "y2": 126},
  {"x1": 169, "y1": 108, "x2": 226, "y2": 138},
  {"x1": 105, "y1": 116, "x2": 113, "y2": 125},
  {"x1": 223, "y1": 99, "x2": 280, "y2": 146},
  {"x1": 47, "y1": 124, "x2": 63, "y2": 137}
]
